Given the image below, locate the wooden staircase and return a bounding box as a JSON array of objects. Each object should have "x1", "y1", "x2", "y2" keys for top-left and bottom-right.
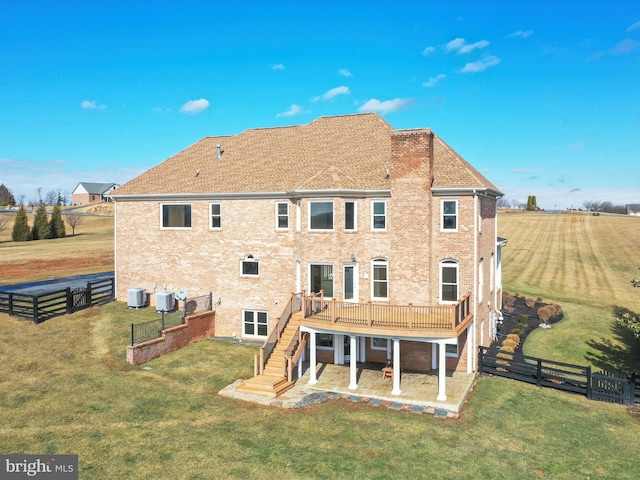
[{"x1": 236, "y1": 313, "x2": 303, "y2": 398}]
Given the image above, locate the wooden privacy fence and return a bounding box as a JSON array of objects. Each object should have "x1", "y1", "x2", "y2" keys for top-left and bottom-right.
[
  {"x1": 479, "y1": 346, "x2": 639, "y2": 406},
  {"x1": 0, "y1": 278, "x2": 114, "y2": 324}
]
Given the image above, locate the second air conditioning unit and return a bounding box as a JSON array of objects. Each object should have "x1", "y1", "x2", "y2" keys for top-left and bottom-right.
[{"x1": 156, "y1": 291, "x2": 175, "y2": 312}]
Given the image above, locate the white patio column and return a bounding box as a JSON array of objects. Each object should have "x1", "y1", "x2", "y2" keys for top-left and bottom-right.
[
  {"x1": 348, "y1": 335, "x2": 358, "y2": 390},
  {"x1": 437, "y1": 341, "x2": 447, "y2": 401},
  {"x1": 392, "y1": 338, "x2": 401, "y2": 395},
  {"x1": 308, "y1": 332, "x2": 318, "y2": 385}
]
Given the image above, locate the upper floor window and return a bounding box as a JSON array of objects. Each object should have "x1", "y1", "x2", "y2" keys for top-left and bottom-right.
[
  {"x1": 440, "y1": 260, "x2": 458, "y2": 303},
  {"x1": 309, "y1": 201, "x2": 334, "y2": 230},
  {"x1": 241, "y1": 255, "x2": 259, "y2": 277},
  {"x1": 372, "y1": 258, "x2": 389, "y2": 300},
  {"x1": 442, "y1": 200, "x2": 458, "y2": 231},
  {"x1": 276, "y1": 202, "x2": 289, "y2": 230},
  {"x1": 372, "y1": 201, "x2": 387, "y2": 231},
  {"x1": 210, "y1": 203, "x2": 221, "y2": 229},
  {"x1": 345, "y1": 201, "x2": 356, "y2": 231},
  {"x1": 161, "y1": 204, "x2": 191, "y2": 229}
]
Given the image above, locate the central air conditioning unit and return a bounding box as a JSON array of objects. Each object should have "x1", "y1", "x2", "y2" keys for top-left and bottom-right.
[
  {"x1": 127, "y1": 288, "x2": 146, "y2": 308},
  {"x1": 156, "y1": 291, "x2": 175, "y2": 312}
]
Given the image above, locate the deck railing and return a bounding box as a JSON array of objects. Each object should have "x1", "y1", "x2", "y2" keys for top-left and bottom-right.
[
  {"x1": 302, "y1": 292, "x2": 472, "y2": 333},
  {"x1": 254, "y1": 292, "x2": 303, "y2": 376}
]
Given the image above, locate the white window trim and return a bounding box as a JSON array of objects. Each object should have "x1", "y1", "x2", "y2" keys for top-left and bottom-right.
[
  {"x1": 345, "y1": 200, "x2": 357, "y2": 231},
  {"x1": 316, "y1": 333, "x2": 334, "y2": 351},
  {"x1": 242, "y1": 309, "x2": 268, "y2": 338},
  {"x1": 240, "y1": 255, "x2": 259, "y2": 277},
  {"x1": 371, "y1": 258, "x2": 389, "y2": 301},
  {"x1": 308, "y1": 262, "x2": 334, "y2": 299},
  {"x1": 275, "y1": 201, "x2": 289, "y2": 230},
  {"x1": 440, "y1": 260, "x2": 459, "y2": 304},
  {"x1": 445, "y1": 343, "x2": 459, "y2": 358},
  {"x1": 308, "y1": 200, "x2": 335, "y2": 231},
  {"x1": 160, "y1": 203, "x2": 192, "y2": 230},
  {"x1": 209, "y1": 202, "x2": 221, "y2": 230},
  {"x1": 371, "y1": 200, "x2": 387, "y2": 231},
  {"x1": 441, "y1": 199, "x2": 458, "y2": 232},
  {"x1": 370, "y1": 337, "x2": 388, "y2": 351}
]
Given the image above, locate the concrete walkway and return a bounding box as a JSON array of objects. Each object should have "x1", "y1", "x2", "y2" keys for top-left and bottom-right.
[{"x1": 219, "y1": 362, "x2": 476, "y2": 418}]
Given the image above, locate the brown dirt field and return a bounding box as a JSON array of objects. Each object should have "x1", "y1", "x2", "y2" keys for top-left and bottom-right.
[{"x1": 1, "y1": 253, "x2": 113, "y2": 284}]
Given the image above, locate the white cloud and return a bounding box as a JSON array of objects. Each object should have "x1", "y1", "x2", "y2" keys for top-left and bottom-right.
[
  {"x1": 312, "y1": 86, "x2": 351, "y2": 102},
  {"x1": 461, "y1": 55, "x2": 501, "y2": 73},
  {"x1": 507, "y1": 30, "x2": 534, "y2": 39},
  {"x1": 612, "y1": 39, "x2": 640, "y2": 55},
  {"x1": 422, "y1": 74, "x2": 445, "y2": 87},
  {"x1": 277, "y1": 104, "x2": 303, "y2": 117},
  {"x1": 627, "y1": 20, "x2": 640, "y2": 32},
  {"x1": 81, "y1": 100, "x2": 106, "y2": 110},
  {"x1": 422, "y1": 46, "x2": 436, "y2": 56},
  {"x1": 338, "y1": 68, "x2": 352, "y2": 77},
  {"x1": 180, "y1": 98, "x2": 210, "y2": 114},
  {"x1": 271, "y1": 64, "x2": 285, "y2": 70},
  {"x1": 445, "y1": 37, "x2": 489, "y2": 54},
  {"x1": 358, "y1": 98, "x2": 415, "y2": 115}
]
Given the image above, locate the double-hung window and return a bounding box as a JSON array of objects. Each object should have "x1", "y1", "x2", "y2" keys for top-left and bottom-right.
[
  {"x1": 345, "y1": 201, "x2": 356, "y2": 231},
  {"x1": 210, "y1": 203, "x2": 221, "y2": 229},
  {"x1": 372, "y1": 201, "x2": 386, "y2": 231},
  {"x1": 440, "y1": 260, "x2": 458, "y2": 303},
  {"x1": 309, "y1": 201, "x2": 334, "y2": 230},
  {"x1": 372, "y1": 258, "x2": 388, "y2": 300},
  {"x1": 241, "y1": 255, "x2": 259, "y2": 277},
  {"x1": 243, "y1": 310, "x2": 268, "y2": 338},
  {"x1": 276, "y1": 202, "x2": 289, "y2": 230},
  {"x1": 442, "y1": 200, "x2": 458, "y2": 231},
  {"x1": 161, "y1": 204, "x2": 191, "y2": 229}
]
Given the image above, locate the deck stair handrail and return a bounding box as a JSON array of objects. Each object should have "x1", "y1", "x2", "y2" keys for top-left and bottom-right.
[
  {"x1": 254, "y1": 292, "x2": 303, "y2": 376},
  {"x1": 284, "y1": 325, "x2": 308, "y2": 382},
  {"x1": 301, "y1": 293, "x2": 472, "y2": 333}
]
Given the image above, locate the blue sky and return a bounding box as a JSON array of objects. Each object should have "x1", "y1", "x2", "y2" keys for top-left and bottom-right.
[{"x1": 1, "y1": 0, "x2": 639, "y2": 210}]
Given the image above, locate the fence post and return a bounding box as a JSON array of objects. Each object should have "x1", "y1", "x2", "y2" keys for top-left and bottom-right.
[
  {"x1": 586, "y1": 365, "x2": 592, "y2": 400},
  {"x1": 66, "y1": 287, "x2": 73, "y2": 314},
  {"x1": 536, "y1": 359, "x2": 542, "y2": 388},
  {"x1": 87, "y1": 283, "x2": 93, "y2": 306},
  {"x1": 131, "y1": 323, "x2": 135, "y2": 346},
  {"x1": 478, "y1": 346, "x2": 484, "y2": 375},
  {"x1": 9, "y1": 293, "x2": 13, "y2": 316},
  {"x1": 33, "y1": 295, "x2": 39, "y2": 324}
]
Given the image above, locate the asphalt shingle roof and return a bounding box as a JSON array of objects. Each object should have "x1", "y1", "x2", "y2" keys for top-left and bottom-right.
[{"x1": 112, "y1": 113, "x2": 500, "y2": 197}]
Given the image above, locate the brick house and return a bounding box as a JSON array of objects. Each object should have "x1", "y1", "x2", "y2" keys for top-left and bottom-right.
[
  {"x1": 110, "y1": 113, "x2": 504, "y2": 400},
  {"x1": 72, "y1": 182, "x2": 119, "y2": 205}
]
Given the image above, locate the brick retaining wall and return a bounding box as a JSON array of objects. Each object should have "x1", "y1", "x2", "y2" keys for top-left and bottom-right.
[{"x1": 126, "y1": 310, "x2": 216, "y2": 365}]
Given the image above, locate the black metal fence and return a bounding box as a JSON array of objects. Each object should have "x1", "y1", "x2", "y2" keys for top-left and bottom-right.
[
  {"x1": 0, "y1": 278, "x2": 115, "y2": 324},
  {"x1": 479, "y1": 346, "x2": 639, "y2": 406},
  {"x1": 130, "y1": 293, "x2": 213, "y2": 346}
]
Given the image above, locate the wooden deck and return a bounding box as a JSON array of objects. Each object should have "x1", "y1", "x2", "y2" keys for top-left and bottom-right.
[{"x1": 300, "y1": 294, "x2": 473, "y2": 338}]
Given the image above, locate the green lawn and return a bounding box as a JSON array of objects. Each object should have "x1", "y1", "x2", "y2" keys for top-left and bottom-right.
[
  {"x1": 1, "y1": 302, "x2": 639, "y2": 479},
  {"x1": 499, "y1": 212, "x2": 640, "y2": 372}
]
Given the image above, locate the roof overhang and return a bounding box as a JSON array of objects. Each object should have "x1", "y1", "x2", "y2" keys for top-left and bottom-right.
[
  {"x1": 109, "y1": 189, "x2": 392, "y2": 202},
  {"x1": 431, "y1": 187, "x2": 503, "y2": 198}
]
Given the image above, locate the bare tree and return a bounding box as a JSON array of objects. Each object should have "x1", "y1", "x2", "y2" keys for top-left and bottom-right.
[
  {"x1": 0, "y1": 214, "x2": 9, "y2": 235},
  {"x1": 496, "y1": 197, "x2": 510, "y2": 208},
  {"x1": 64, "y1": 211, "x2": 85, "y2": 236},
  {"x1": 582, "y1": 200, "x2": 602, "y2": 212},
  {"x1": 45, "y1": 189, "x2": 58, "y2": 206}
]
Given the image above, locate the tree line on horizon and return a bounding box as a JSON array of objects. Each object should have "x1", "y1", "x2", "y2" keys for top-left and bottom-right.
[{"x1": 497, "y1": 195, "x2": 638, "y2": 214}]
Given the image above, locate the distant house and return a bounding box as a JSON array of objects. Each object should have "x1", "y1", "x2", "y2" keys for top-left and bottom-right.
[
  {"x1": 626, "y1": 204, "x2": 640, "y2": 216},
  {"x1": 110, "y1": 113, "x2": 505, "y2": 400},
  {"x1": 72, "y1": 182, "x2": 119, "y2": 205}
]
